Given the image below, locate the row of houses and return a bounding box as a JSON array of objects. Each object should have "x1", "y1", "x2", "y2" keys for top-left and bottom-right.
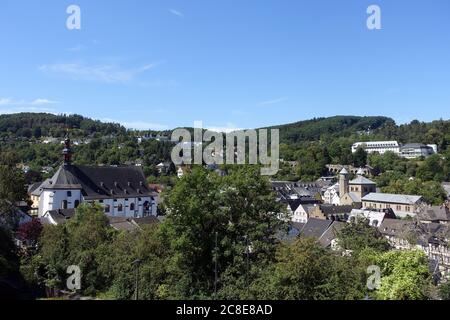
[
  {"x1": 275, "y1": 168, "x2": 427, "y2": 224},
  {"x1": 292, "y1": 206, "x2": 450, "y2": 278}
]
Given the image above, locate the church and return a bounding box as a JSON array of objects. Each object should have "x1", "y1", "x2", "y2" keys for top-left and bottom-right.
[
  {"x1": 32, "y1": 139, "x2": 158, "y2": 218},
  {"x1": 339, "y1": 167, "x2": 377, "y2": 207}
]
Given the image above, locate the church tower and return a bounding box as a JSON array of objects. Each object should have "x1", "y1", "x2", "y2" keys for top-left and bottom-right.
[
  {"x1": 62, "y1": 138, "x2": 72, "y2": 166},
  {"x1": 339, "y1": 168, "x2": 349, "y2": 197}
]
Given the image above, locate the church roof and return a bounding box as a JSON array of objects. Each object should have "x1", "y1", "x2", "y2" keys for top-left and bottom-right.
[
  {"x1": 41, "y1": 164, "x2": 156, "y2": 200},
  {"x1": 349, "y1": 175, "x2": 376, "y2": 185}
]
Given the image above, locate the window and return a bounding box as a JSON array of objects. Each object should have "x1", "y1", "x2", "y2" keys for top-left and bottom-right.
[
  {"x1": 118, "y1": 204, "x2": 123, "y2": 212},
  {"x1": 62, "y1": 200, "x2": 68, "y2": 209},
  {"x1": 67, "y1": 191, "x2": 72, "y2": 197},
  {"x1": 74, "y1": 200, "x2": 80, "y2": 208},
  {"x1": 104, "y1": 205, "x2": 110, "y2": 213},
  {"x1": 130, "y1": 203, "x2": 135, "y2": 211}
]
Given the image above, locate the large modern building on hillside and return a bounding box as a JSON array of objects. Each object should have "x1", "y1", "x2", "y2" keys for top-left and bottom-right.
[
  {"x1": 352, "y1": 140, "x2": 437, "y2": 159},
  {"x1": 352, "y1": 141, "x2": 400, "y2": 155},
  {"x1": 31, "y1": 139, "x2": 158, "y2": 218}
]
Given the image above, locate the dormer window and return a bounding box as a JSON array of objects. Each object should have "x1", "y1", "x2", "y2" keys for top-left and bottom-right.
[
  {"x1": 128, "y1": 182, "x2": 131, "y2": 187},
  {"x1": 100, "y1": 182, "x2": 105, "y2": 187},
  {"x1": 114, "y1": 182, "x2": 118, "y2": 187}
]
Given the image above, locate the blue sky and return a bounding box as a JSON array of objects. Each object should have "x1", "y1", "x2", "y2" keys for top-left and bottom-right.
[{"x1": 1, "y1": 0, "x2": 450, "y2": 131}]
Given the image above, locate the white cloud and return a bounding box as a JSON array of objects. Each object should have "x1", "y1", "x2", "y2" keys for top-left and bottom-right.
[
  {"x1": 30, "y1": 98, "x2": 59, "y2": 105},
  {"x1": 101, "y1": 118, "x2": 169, "y2": 131},
  {"x1": 206, "y1": 123, "x2": 243, "y2": 133},
  {"x1": 67, "y1": 44, "x2": 85, "y2": 52},
  {"x1": 0, "y1": 98, "x2": 14, "y2": 105},
  {"x1": 0, "y1": 106, "x2": 61, "y2": 115},
  {"x1": 0, "y1": 97, "x2": 59, "y2": 106},
  {"x1": 39, "y1": 61, "x2": 163, "y2": 84},
  {"x1": 169, "y1": 9, "x2": 184, "y2": 17},
  {"x1": 259, "y1": 97, "x2": 288, "y2": 106}
]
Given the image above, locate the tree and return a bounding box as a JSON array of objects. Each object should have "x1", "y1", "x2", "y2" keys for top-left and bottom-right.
[
  {"x1": 0, "y1": 151, "x2": 28, "y2": 229},
  {"x1": 381, "y1": 178, "x2": 446, "y2": 205},
  {"x1": 30, "y1": 204, "x2": 115, "y2": 296},
  {"x1": 162, "y1": 166, "x2": 287, "y2": 299},
  {"x1": 0, "y1": 226, "x2": 18, "y2": 278},
  {"x1": 439, "y1": 282, "x2": 450, "y2": 300},
  {"x1": 336, "y1": 218, "x2": 390, "y2": 254},
  {"x1": 251, "y1": 238, "x2": 366, "y2": 300},
  {"x1": 17, "y1": 219, "x2": 43, "y2": 246},
  {"x1": 375, "y1": 250, "x2": 431, "y2": 300},
  {"x1": 353, "y1": 146, "x2": 368, "y2": 168},
  {"x1": 98, "y1": 224, "x2": 172, "y2": 300}
]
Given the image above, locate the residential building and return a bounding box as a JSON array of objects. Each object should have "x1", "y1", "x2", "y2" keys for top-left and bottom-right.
[
  {"x1": 285, "y1": 198, "x2": 320, "y2": 223},
  {"x1": 272, "y1": 181, "x2": 327, "y2": 202},
  {"x1": 309, "y1": 204, "x2": 354, "y2": 221},
  {"x1": 379, "y1": 219, "x2": 450, "y2": 278},
  {"x1": 362, "y1": 193, "x2": 423, "y2": 218},
  {"x1": 417, "y1": 206, "x2": 450, "y2": 225},
  {"x1": 42, "y1": 208, "x2": 160, "y2": 231},
  {"x1": 348, "y1": 208, "x2": 396, "y2": 228},
  {"x1": 323, "y1": 183, "x2": 340, "y2": 205},
  {"x1": 400, "y1": 143, "x2": 437, "y2": 159},
  {"x1": 318, "y1": 221, "x2": 346, "y2": 249},
  {"x1": 298, "y1": 218, "x2": 345, "y2": 250},
  {"x1": 156, "y1": 162, "x2": 172, "y2": 174},
  {"x1": 441, "y1": 182, "x2": 450, "y2": 200},
  {"x1": 299, "y1": 218, "x2": 333, "y2": 240}
]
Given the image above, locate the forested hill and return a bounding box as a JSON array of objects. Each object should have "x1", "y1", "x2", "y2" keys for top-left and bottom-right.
[
  {"x1": 1, "y1": 113, "x2": 449, "y2": 150},
  {"x1": 266, "y1": 116, "x2": 394, "y2": 144},
  {"x1": 0, "y1": 113, "x2": 126, "y2": 139}
]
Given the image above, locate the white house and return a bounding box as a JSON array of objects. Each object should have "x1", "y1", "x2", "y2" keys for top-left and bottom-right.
[{"x1": 323, "y1": 183, "x2": 340, "y2": 205}]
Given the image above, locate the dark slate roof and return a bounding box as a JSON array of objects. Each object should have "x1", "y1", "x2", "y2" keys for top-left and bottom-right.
[
  {"x1": 418, "y1": 206, "x2": 450, "y2": 222},
  {"x1": 132, "y1": 216, "x2": 160, "y2": 226},
  {"x1": 378, "y1": 219, "x2": 415, "y2": 238},
  {"x1": 349, "y1": 176, "x2": 376, "y2": 185},
  {"x1": 320, "y1": 205, "x2": 354, "y2": 215},
  {"x1": 45, "y1": 209, "x2": 76, "y2": 225},
  {"x1": 108, "y1": 217, "x2": 139, "y2": 232},
  {"x1": 276, "y1": 222, "x2": 304, "y2": 242},
  {"x1": 300, "y1": 218, "x2": 333, "y2": 239},
  {"x1": 41, "y1": 164, "x2": 156, "y2": 200},
  {"x1": 28, "y1": 182, "x2": 42, "y2": 194},
  {"x1": 318, "y1": 221, "x2": 346, "y2": 248}
]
